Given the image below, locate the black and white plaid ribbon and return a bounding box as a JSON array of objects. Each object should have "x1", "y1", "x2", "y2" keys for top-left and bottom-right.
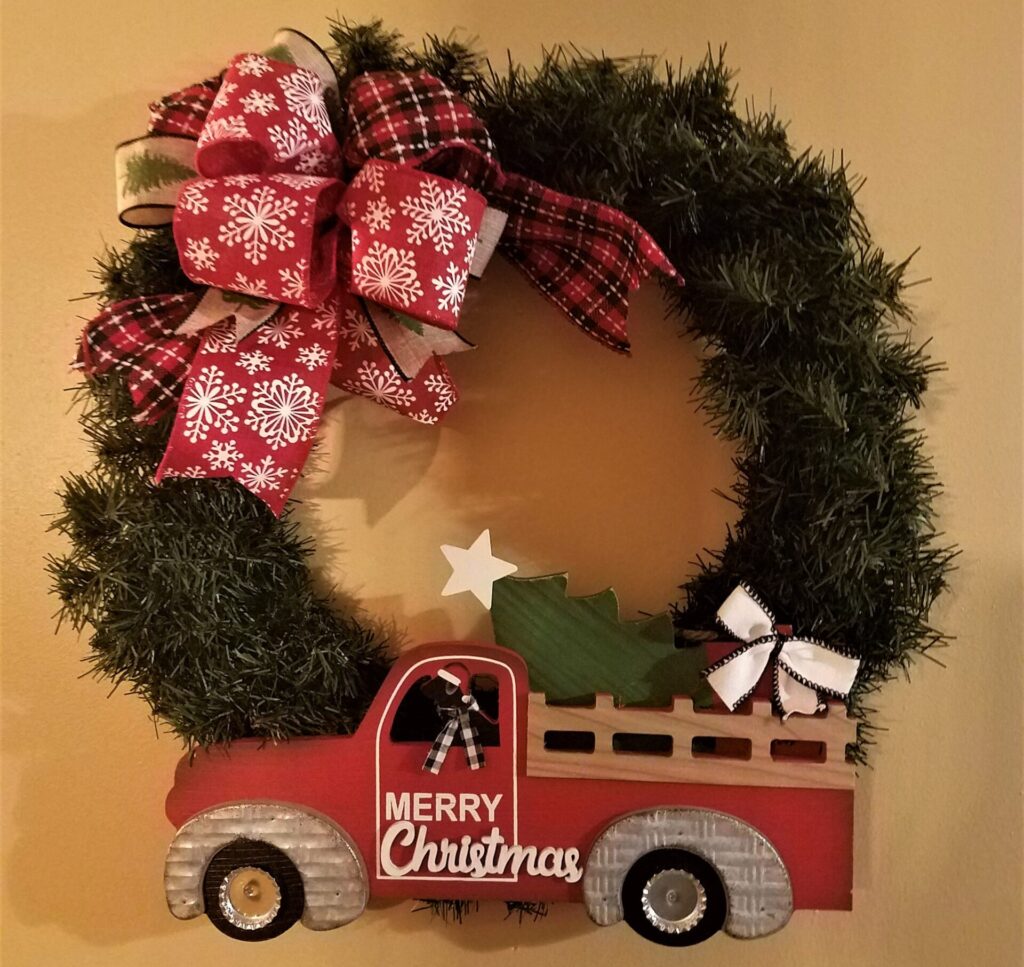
[{"x1": 423, "y1": 698, "x2": 485, "y2": 774}]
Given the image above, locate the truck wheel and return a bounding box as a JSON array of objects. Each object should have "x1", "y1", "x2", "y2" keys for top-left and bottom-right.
[
  {"x1": 202, "y1": 839, "x2": 304, "y2": 941},
  {"x1": 621, "y1": 848, "x2": 727, "y2": 946}
]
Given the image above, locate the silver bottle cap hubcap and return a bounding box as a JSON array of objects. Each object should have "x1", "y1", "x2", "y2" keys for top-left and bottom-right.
[
  {"x1": 641, "y1": 868, "x2": 707, "y2": 933},
  {"x1": 218, "y1": 866, "x2": 282, "y2": 930}
]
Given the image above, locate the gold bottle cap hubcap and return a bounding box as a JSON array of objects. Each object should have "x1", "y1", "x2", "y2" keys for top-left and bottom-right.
[{"x1": 219, "y1": 867, "x2": 282, "y2": 930}]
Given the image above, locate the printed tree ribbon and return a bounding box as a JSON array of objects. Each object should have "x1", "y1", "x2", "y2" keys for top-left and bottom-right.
[
  {"x1": 703, "y1": 583, "x2": 861, "y2": 718},
  {"x1": 79, "y1": 28, "x2": 680, "y2": 513}
]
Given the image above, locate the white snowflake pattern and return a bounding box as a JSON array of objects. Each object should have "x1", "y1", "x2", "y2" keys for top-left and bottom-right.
[
  {"x1": 240, "y1": 89, "x2": 278, "y2": 116},
  {"x1": 343, "y1": 361, "x2": 416, "y2": 409},
  {"x1": 268, "y1": 118, "x2": 314, "y2": 158},
  {"x1": 409, "y1": 409, "x2": 439, "y2": 425},
  {"x1": 205, "y1": 439, "x2": 243, "y2": 470},
  {"x1": 184, "y1": 236, "x2": 219, "y2": 272},
  {"x1": 310, "y1": 298, "x2": 338, "y2": 331},
  {"x1": 233, "y1": 272, "x2": 270, "y2": 297},
  {"x1": 197, "y1": 114, "x2": 249, "y2": 147},
  {"x1": 269, "y1": 173, "x2": 326, "y2": 190},
  {"x1": 464, "y1": 235, "x2": 478, "y2": 268},
  {"x1": 244, "y1": 373, "x2": 323, "y2": 450},
  {"x1": 218, "y1": 185, "x2": 298, "y2": 265},
  {"x1": 432, "y1": 261, "x2": 469, "y2": 314},
  {"x1": 237, "y1": 349, "x2": 273, "y2": 374},
  {"x1": 209, "y1": 79, "x2": 239, "y2": 114},
  {"x1": 297, "y1": 343, "x2": 330, "y2": 371},
  {"x1": 162, "y1": 465, "x2": 205, "y2": 479},
  {"x1": 364, "y1": 196, "x2": 396, "y2": 234},
  {"x1": 236, "y1": 53, "x2": 272, "y2": 77},
  {"x1": 352, "y1": 163, "x2": 385, "y2": 194},
  {"x1": 238, "y1": 455, "x2": 288, "y2": 493},
  {"x1": 338, "y1": 308, "x2": 376, "y2": 349},
  {"x1": 424, "y1": 372, "x2": 457, "y2": 413},
  {"x1": 181, "y1": 364, "x2": 246, "y2": 443},
  {"x1": 223, "y1": 173, "x2": 261, "y2": 188},
  {"x1": 352, "y1": 241, "x2": 423, "y2": 307},
  {"x1": 399, "y1": 180, "x2": 473, "y2": 254},
  {"x1": 256, "y1": 317, "x2": 303, "y2": 349},
  {"x1": 178, "y1": 183, "x2": 209, "y2": 215},
  {"x1": 279, "y1": 260, "x2": 309, "y2": 302},
  {"x1": 202, "y1": 319, "x2": 237, "y2": 353},
  {"x1": 278, "y1": 69, "x2": 331, "y2": 136},
  {"x1": 295, "y1": 145, "x2": 332, "y2": 174}
]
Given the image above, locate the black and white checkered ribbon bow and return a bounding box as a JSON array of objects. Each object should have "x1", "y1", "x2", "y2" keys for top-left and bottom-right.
[{"x1": 423, "y1": 697, "x2": 485, "y2": 774}]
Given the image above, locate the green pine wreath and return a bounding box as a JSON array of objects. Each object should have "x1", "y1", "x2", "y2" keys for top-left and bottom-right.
[{"x1": 50, "y1": 18, "x2": 955, "y2": 756}]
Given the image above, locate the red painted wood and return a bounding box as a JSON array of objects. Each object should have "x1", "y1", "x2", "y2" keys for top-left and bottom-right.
[{"x1": 166, "y1": 641, "x2": 854, "y2": 910}]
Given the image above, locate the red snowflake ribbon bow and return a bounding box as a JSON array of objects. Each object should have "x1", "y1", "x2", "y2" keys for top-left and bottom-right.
[{"x1": 78, "y1": 29, "x2": 679, "y2": 513}]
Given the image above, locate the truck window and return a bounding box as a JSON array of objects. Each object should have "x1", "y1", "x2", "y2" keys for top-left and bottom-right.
[{"x1": 389, "y1": 673, "x2": 500, "y2": 746}]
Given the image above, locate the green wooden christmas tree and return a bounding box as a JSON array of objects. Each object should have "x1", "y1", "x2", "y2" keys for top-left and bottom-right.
[{"x1": 491, "y1": 574, "x2": 710, "y2": 707}]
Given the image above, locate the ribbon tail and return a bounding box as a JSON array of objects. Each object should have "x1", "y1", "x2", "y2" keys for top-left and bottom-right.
[
  {"x1": 458, "y1": 709, "x2": 484, "y2": 770},
  {"x1": 156, "y1": 301, "x2": 340, "y2": 515},
  {"x1": 775, "y1": 666, "x2": 826, "y2": 720},
  {"x1": 330, "y1": 296, "x2": 459, "y2": 425},
  {"x1": 77, "y1": 293, "x2": 203, "y2": 423},
  {"x1": 704, "y1": 637, "x2": 777, "y2": 710},
  {"x1": 424, "y1": 716, "x2": 460, "y2": 774},
  {"x1": 493, "y1": 171, "x2": 681, "y2": 353}
]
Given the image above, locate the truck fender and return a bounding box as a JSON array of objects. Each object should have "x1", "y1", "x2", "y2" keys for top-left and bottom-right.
[
  {"x1": 164, "y1": 802, "x2": 368, "y2": 931},
  {"x1": 582, "y1": 807, "x2": 793, "y2": 939}
]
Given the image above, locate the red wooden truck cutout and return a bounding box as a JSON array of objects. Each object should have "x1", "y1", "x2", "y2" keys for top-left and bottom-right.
[{"x1": 164, "y1": 642, "x2": 855, "y2": 945}]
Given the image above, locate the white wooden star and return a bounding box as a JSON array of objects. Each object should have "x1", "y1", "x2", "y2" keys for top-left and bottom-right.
[{"x1": 440, "y1": 529, "x2": 518, "y2": 609}]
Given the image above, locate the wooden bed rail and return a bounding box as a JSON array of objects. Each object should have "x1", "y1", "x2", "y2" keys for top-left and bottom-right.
[{"x1": 526, "y1": 693, "x2": 858, "y2": 791}]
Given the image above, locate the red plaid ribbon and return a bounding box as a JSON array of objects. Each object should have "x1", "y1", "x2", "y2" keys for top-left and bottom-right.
[
  {"x1": 79, "y1": 35, "x2": 679, "y2": 513},
  {"x1": 78, "y1": 294, "x2": 201, "y2": 422},
  {"x1": 344, "y1": 71, "x2": 676, "y2": 352},
  {"x1": 148, "y1": 79, "x2": 221, "y2": 138}
]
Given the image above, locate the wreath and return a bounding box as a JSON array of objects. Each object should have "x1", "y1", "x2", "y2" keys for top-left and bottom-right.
[{"x1": 50, "y1": 18, "x2": 953, "y2": 761}]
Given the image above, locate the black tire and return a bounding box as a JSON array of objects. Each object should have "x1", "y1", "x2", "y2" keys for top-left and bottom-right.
[
  {"x1": 202, "y1": 839, "x2": 305, "y2": 941},
  {"x1": 621, "y1": 848, "x2": 728, "y2": 947}
]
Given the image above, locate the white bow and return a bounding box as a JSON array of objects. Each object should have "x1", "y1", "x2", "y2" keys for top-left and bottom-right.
[{"x1": 704, "y1": 584, "x2": 861, "y2": 718}]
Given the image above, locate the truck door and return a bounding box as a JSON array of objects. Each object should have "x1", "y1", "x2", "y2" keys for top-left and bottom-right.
[{"x1": 374, "y1": 652, "x2": 519, "y2": 888}]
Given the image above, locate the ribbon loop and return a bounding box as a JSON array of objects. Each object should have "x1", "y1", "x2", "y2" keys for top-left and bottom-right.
[
  {"x1": 704, "y1": 584, "x2": 861, "y2": 718},
  {"x1": 716, "y1": 582, "x2": 776, "y2": 641},
  {"x1": 343, "y1": 160, "x2": 487, "y2": 328},
  {"x1": 342, "y1": 71, "x2": 496, "y2": 175},
  {"x1": 196, "y1": 54, "x2": 339, "y2": 177}
]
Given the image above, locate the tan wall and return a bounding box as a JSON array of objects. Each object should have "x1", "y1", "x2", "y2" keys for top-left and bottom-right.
[{"x1": 2, "y1": 1, "x2": 1021, "y2": 964}]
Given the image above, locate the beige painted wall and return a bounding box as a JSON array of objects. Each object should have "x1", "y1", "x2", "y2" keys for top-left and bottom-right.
[{"x1": 2, "y1": 1, "x2": 1021, "y2": 964}]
